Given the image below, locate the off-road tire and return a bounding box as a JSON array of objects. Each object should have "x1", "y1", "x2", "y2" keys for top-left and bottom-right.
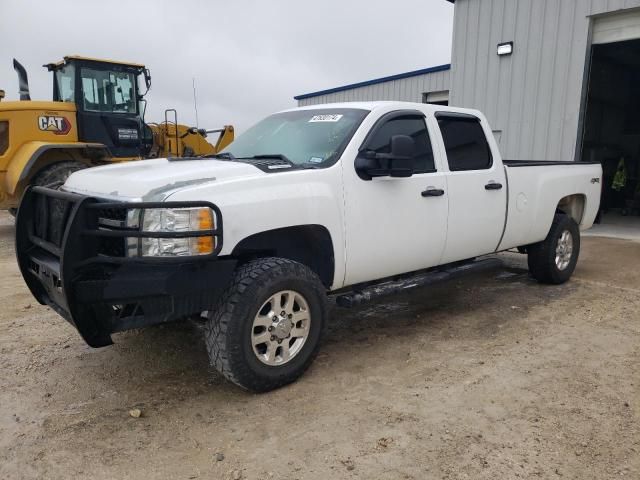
[
  {"x1": 32, "y1": 161, "x2": 86, "y2": 188},
  {"x1": 527, "y1": 213, "x2": 580, "y2": 284},
  {"x1": 205, "y1": 257, "x2": 328, "y2": 392}
]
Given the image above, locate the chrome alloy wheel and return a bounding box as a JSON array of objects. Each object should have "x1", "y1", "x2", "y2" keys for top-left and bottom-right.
[
  {"x1": 555, "y1": 230, "x2": 574, "y2": 271},
  {"x1": 251, "y1": 290, "x2": 311, "y2": 366}
]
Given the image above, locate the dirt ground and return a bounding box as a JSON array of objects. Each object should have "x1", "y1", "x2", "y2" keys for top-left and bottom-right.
[{"x1": 0, "y1": 211, "x2": 638, "y2": 480}]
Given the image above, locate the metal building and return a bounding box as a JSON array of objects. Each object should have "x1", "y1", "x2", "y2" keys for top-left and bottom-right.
[
  {"x1": 295, "y1": 64, "x2": 451, "y2": 107},
  {"x1": 449, "y1": 0, "x2": 640, "y2": 162},
  {"x1": 295, "y1": 0, "x2": 640, "y2": 219}
]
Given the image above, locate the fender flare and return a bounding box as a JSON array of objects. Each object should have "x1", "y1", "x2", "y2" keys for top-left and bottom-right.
[
  {"x1": 5, "y1": 141, "x2": 110, "y2": 195},
  {"x1": 231, "y1": 224, "x2": 336, "y2": 288}
]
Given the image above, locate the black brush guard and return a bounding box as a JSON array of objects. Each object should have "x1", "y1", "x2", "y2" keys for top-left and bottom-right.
[{"x1": 15, "y1": 186, "x2": 236, "y2": 347}]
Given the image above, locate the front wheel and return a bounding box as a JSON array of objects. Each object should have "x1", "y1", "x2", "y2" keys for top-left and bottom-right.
[
  {"x1": 527, "y1": 213, "x2": 580, "y2": 284},
  {"x1": 205, "y1": 258, "x2": 328, "y2": 392}
]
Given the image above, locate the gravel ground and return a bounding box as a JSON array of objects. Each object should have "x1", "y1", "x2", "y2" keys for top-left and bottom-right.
[{"x1": 0, "y1": 210, "x2": 638, "y2": 479}]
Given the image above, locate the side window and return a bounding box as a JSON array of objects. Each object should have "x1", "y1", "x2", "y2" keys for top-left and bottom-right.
[
  {"x1": 54, "y1": 65, "x2": 75, "y2": 102},
  {"x1": 437, "y1": 115, "x2": 492, "y2": 171},
  {"x1": 365, "y1": 116, "x2": 436, "y2": 173}
]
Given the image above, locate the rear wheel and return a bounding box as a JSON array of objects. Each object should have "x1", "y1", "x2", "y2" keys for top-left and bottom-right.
[
  {"x1": 32, "y1": 161, "x2": 86, "y2": 188},
  {"x1": 205, "y1": 257, "x2": 328, "y2": 392},
  {"x1": 527, "y1": 213, "x2": 580, "y2": 284}
]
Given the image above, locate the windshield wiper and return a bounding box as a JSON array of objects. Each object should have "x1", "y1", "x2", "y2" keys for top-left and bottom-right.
[
  {"x1": 200, "y1": 152, "x2": 236, "y2": 160},
  {"x1": 237, "y1": 154, "x2": 292, "y2": 163}
]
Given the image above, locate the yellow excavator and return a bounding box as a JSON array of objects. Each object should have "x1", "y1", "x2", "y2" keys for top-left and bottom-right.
[{"x1": 0, "y1": 55, "x2": 234, "y2": 212}]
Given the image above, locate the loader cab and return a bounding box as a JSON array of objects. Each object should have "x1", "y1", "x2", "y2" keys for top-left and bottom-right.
[{"x1": 46, "y1": 56, "x2": 153, "y2": 158}]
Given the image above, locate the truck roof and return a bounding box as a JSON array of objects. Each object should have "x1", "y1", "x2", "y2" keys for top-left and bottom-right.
[{"x1": 284, "y1": 101, "x2": 483, "y2": 118}]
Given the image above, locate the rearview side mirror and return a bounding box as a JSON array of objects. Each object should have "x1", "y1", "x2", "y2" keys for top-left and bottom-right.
[
  {"x1": 388, "y1": 135, "x2": 416, "y2": 177},
  {"x1": 355, "y1": 134, "x2": 416, "y2": 180}
]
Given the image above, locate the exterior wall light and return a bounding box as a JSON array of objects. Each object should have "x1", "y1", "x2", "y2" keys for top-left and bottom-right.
[{"x1": 497, "y1": 42, "x2": 513, "y2": 56}]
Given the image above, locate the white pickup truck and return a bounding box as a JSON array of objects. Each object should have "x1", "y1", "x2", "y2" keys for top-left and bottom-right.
[{"x1": 16, "y1": 102, "x2": 602, "y2": 392}]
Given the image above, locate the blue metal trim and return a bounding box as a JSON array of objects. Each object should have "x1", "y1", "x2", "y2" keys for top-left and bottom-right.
[{"x1": 293, "y1": 64, "x2": 451, "y2": 101}]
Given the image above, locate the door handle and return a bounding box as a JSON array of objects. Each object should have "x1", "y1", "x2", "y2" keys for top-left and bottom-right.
[
  {"x1": 422, "y1": 188, "x2": 445, "y2": 197},
  {"x1": 485, "y1": 182, "x2": 503, "y2": 190}
]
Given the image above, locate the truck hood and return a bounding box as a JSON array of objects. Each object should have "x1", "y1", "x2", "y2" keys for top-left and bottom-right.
[{"x1": 63, "y1": 158, "x2": 264, "y2": 201}]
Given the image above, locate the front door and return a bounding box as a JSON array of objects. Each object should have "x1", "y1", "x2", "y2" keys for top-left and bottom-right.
[
  {"x1": 434, "y1": 112, "x2": 507, "y2": 264},
  {"x1": 343, "y1": 110, "x2": 449, "y2": 286},
  {"x1": 76, "y1": 65, "x2": 143, "y2": 157}
]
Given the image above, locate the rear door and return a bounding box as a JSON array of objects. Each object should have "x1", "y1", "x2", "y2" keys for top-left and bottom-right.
[{"x1": 433, "y1": 112, "x2": 507, "y2": 263}]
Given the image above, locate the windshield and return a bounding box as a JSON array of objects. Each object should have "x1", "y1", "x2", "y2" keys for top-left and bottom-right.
[{"x1": 221, "y1": 108, "x2": 369, "y2": 167}]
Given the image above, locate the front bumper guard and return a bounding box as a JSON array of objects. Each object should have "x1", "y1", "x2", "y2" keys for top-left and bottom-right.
[{"x1": 15, "y1": 186, "x2": 235, "y2": 347}]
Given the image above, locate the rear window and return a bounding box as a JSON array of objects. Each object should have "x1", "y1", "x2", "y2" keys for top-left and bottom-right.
[{"x1": 437, "y1": 115, "x2": 492, "y2": 171}]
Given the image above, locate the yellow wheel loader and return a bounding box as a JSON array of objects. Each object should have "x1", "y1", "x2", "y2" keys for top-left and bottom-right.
[{"x1": 0, "y1": 56, "x2": 234, "y2": 212}]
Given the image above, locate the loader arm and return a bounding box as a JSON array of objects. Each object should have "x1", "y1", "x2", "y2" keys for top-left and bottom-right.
[{"x1": 208, "y1": 125, "x2": 235, "y2": 153}]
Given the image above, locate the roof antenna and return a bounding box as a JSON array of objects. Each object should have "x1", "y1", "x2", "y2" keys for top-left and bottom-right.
[{"x1": 192, "y1": 77, "x2": 199, "y2": 129}]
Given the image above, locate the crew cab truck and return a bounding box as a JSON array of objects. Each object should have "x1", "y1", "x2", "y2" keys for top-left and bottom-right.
[{"x1": 15, "y1": 102, "x2": 602, "y2": 392}]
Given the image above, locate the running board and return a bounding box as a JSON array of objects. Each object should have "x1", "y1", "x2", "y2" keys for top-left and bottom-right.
[{"x1": 335, "y1": 258, "x2": 503, "y2": 308}]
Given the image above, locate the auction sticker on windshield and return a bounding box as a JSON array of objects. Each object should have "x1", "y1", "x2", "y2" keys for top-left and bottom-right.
[{"x1": 309, "y1": 114, "x2": 343, "y2": 123}]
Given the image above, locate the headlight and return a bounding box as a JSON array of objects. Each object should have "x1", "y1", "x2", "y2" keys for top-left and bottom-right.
[{"x1": 126, "y1": 207, "x2": 216, "y2": 257}]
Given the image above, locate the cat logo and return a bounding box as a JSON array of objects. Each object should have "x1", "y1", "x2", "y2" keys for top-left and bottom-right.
[{"x1": 37, "y1": 115, "x2": 71, "y2": 135}]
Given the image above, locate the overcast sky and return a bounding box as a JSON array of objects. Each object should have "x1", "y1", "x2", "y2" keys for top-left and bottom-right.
[{"x1": 0, "y1": 0, "x2": 453, "y2": 133}]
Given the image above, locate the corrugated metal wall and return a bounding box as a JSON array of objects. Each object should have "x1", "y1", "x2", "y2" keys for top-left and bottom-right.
[
  {"x1": 297, "y1": 69, "x2": 450, "y2": 106},
  {"x1": 450, "y1": 0, "x2": 640, "y2": 161}
]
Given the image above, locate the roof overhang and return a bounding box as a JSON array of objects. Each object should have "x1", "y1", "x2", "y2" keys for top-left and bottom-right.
[
  {"x1": 45, "y1": 55, "x2": 146, "y2": 72},
  {"x1": 294, "y1": 64, "x2": 451, "y2": 101}
]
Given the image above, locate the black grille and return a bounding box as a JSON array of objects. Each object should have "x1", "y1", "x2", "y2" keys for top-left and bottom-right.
[
  {"x1": 96, "y1": 205, "x2": 131, "y2": 258},
  {"x1": 96, "y1": 207, "x2": 128, "y2": 228},
  {"x1": 98, "y1": 236, "x2": 126, "y2": 257},
  {"x1": 34, "y1": 194, "x2": 72, "y2": 247},
  {"x1": 25, "y1": 189, "x2": 222, "y2": 264}
]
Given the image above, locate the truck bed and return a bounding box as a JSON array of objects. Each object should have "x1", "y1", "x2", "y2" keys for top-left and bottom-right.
[{"x1": 499, "y1": 160, "x2": 602, "y2": 251}]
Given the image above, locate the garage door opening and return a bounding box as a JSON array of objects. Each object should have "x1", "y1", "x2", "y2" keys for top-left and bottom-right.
[{"x1": 581, "y1": 37, "x2": 640, "y2": 233}]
